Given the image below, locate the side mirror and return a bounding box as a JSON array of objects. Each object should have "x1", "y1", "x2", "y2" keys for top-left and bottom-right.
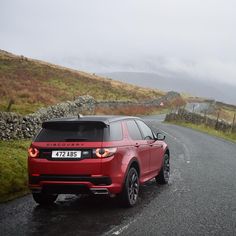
[{"x1": 156, "y1": 133, "x2": 165, "y2": 140}]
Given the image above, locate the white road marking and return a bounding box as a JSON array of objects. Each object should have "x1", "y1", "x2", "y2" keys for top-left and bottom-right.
[
  {"x1": 104, "y1": 219, "x2": 137, "y2": 236},
  {"x1": 112, "y1": 224, "x2": 130, "y2": 235}
]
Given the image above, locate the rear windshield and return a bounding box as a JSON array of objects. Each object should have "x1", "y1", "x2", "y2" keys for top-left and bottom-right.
[
  {"x1": 35, "y1": 123, "x2": 105, "y2": 142},
  {"x1": 34, "y1": 121, "x2": 123, "y2": 142}
]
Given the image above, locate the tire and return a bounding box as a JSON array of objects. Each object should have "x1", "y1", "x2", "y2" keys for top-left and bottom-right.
[
  {"x1": 156, "y1": 153, "x2": 170, "y2": 184},
  {"x1": 32, "y1": 193, "x2": 58, "y2": 205},
  {"x1": 119, "y1": 167, "x2": 139, "y2": 207}
]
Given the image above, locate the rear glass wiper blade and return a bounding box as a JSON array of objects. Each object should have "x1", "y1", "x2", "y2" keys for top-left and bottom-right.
[{"x1": 65, "y1": 138, "x2": 88, "y2": 142}]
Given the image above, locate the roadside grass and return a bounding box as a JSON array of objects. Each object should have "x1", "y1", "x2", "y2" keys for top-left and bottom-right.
[
  {"x1": 167, "y1": 121, "x2": 236, "y2": 143},
  {"x1": 0, "y1": 140, "x2": 30, "y2": 202}
]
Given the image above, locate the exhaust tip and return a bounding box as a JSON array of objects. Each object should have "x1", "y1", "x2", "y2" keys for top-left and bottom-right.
[{"x1": 90, "y1": 188, "x2": 109, "y2": 195}]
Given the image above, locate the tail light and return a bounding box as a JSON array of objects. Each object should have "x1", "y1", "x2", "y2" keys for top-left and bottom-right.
[
  {"x1": 94, "y1": 148, "x2": 117, "y2": 158},
  {"x1": 28, "y1": 146, "x2": 39, "y2": 158}
]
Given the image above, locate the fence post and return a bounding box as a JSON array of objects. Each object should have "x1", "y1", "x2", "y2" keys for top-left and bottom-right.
[
  {"x1": 231, "y1": 113, "x2": 236, "y2": 133},
  {"x1": 215, "y1": 111, "x2": 220, "y2": 130}
]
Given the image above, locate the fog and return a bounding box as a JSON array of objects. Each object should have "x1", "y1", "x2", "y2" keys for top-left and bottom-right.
[{"x1": 1, "y1": 0, "x2": 236, "y2": 100}]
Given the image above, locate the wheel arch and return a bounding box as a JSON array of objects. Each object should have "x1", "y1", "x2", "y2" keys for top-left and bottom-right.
[
  {"x1": 129, "y1": 159, "x2": 140, "y2": 177},
  {"x1": 122, "y1": 157, "x2": 141, "y2": 185}
]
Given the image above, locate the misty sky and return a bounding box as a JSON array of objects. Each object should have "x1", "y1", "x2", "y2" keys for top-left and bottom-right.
[{"x1": 1, "y1": 0, "x2": 236, "y2": 86}]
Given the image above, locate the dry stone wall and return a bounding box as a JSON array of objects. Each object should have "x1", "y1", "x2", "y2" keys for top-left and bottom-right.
[
  {"x1": 165, "y1": 109, "x2": 236, "y2": 133},
  {"x1": 96, "y1": 91, "x2": 185, "y2": 109},
  {"x1": 0, "y1": 96, "x2": 95, "y2": 140},
  {"x1": 0, "y1": 91, "x2": 185, "y2": 141}
]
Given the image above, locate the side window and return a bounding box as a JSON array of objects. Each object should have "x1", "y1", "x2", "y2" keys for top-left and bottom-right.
[
  {"x1": 136, "y1": 120, "x2": 154, "y2": 140},
  {"x1": 109, "y1": 122, "x2": 123, "y2": 141},
  {"x1": 126, "y1": 120, "x2": 143, "y2": 140}
]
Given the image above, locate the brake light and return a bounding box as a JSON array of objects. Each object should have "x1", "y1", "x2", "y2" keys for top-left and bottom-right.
[
  {"x1": 95, "y1": 148, "x2": 117, "y2": 158},
  {"x1": 28, "y1": 147, "x2": 39, "y2": 158}
]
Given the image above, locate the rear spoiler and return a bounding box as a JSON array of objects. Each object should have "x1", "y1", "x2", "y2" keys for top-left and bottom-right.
[{"x1": 42, "y1": 120, "x2": 109, "y2": 129}]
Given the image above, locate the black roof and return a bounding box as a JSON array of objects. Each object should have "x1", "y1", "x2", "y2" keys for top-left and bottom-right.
[{"x1": 42, "y1": 115, "x2": 140, "y2": 128}]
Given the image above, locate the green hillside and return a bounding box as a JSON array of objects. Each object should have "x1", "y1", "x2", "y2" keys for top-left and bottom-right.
[{"x1": 0, "y1": 50, "x2": 164, "y2": 115}]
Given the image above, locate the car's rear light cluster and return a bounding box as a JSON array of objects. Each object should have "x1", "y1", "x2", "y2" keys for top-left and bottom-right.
[
  {"x1": 94, "y1": 148, "x2": 117, "y2": 158},
  {"x1": 28, "y1": 146, "x2": 116, "y2": 159},
  {"x1": 28, "y1": 146, "x2": 39, "y2": 158}
]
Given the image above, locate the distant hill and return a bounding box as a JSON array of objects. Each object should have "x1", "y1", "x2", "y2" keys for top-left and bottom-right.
[
  {"x1": 0, "y1": 50, "x2": 164, "y2": 114},
  {"x1": 101, "y1": 71, "x2": 236, "y2": 105}
]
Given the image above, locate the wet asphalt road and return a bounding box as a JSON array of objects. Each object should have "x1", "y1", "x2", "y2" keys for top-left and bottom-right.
[{"x1": 1, "y1": 117, "x2": 236, "y2": 236}]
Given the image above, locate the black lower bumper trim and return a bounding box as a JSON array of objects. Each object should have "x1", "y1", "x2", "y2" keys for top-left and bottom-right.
[{"x1": 29, "y1": 175, "x2": 112, "y2": 186}]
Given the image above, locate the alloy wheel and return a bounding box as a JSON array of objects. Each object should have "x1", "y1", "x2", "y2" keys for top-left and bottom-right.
[{"x1": 128, "y1": 170, "x2": 139, "y2": 205}]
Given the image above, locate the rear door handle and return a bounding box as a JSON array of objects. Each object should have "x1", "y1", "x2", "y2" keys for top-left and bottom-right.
[{"x1": 135, "y1": 143, "x2": 140, "y2": 147}]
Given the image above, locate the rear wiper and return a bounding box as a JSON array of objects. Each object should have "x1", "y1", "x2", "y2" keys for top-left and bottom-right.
[{"x1": 65, "y1": 138, "x2": 88, "y2": 142}]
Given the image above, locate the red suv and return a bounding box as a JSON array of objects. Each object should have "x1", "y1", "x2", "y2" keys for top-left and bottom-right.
[{"x1": 28, "y1": 116, "x2": 170, "y2": 207}]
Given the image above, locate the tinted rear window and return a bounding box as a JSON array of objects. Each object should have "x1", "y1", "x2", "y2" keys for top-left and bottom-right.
[
  {"x1": 35, "y1": 121, "x2": 123, "y2": 142},
  {"x1": 35, "y1": 123, "x2": 105, "y2": 142}
]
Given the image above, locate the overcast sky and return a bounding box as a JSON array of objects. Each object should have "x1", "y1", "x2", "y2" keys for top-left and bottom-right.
[{"x1": 1, "y1": 0, "x2": 236, "y2": 86}]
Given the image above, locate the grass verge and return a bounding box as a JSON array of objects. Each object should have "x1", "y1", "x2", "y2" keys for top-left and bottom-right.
[
  {"x1": 167, "y1": 121, "x2": 236, "y2": 143},
  {"x1": 0, "y1": 140, "x2": 31, "y2": 202}
]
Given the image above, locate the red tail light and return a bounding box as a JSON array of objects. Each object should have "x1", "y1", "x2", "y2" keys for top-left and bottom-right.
[
  {"x1": 95, "y1": 148, "x2": 117, "y2": 158},
  {"x1": 28, "y1": 146, "x2": 39, "y2": 158}
]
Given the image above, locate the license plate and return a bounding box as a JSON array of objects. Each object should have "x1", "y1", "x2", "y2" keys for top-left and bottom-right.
[{"x1": 51, "y1": 150, "x2": 81, "y2": 158}]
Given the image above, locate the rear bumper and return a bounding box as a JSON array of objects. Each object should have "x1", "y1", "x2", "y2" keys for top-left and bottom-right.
[
  {"x1": 28, "y1": 150, "x2": 128, "y2": 195},
  {"x1": 29, "y1": 175, "x2": 122, "y2": 195}
]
